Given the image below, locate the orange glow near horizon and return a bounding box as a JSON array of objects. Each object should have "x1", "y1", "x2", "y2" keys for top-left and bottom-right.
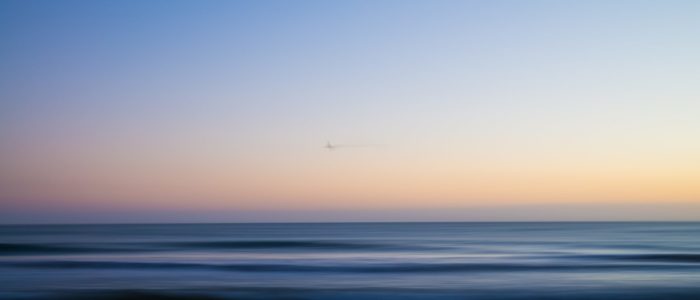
[{"x1": 2, "y1": 136, "x2": 698, "y2": 213}]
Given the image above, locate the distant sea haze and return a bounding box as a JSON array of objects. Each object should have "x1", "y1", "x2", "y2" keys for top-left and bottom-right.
[{"x1": 1, "y1": 222, "x2": 700, "y2": 299}]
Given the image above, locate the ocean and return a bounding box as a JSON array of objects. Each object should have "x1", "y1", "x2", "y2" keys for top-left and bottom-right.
[{"x1": 1, "y1": 222, "x2": 699, "y2": 299}]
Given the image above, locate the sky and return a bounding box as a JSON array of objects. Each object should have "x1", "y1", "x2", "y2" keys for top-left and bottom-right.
[{"x1": 1, "y1": 0, "x2": 699, "y2": 223}]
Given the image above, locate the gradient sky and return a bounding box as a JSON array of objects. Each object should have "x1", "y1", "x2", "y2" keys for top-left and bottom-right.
[{"x1": 1, "y1": 0, "x2": 699, "y2": 223}]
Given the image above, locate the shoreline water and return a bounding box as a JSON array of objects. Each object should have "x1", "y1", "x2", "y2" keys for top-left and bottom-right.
[{"x1": 1, "y1": 222, "x2": 699, "y2": 299}]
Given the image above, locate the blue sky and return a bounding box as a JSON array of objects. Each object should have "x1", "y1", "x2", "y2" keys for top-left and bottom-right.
[{"x1": 1, "y1": 0, "x2": 699, "y2": 223}]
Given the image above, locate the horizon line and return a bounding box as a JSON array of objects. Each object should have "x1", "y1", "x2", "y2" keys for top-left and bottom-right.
[{"x1": 2, "y1": 220, "x2": 699, "y2": 226}]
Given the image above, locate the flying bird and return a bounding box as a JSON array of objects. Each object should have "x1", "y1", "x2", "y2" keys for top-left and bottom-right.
[{"x1": 324, "y1": 141, "x2": 383, "y2": 150}]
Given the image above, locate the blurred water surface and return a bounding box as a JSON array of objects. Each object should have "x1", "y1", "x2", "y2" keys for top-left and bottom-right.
[{"x1": 1, "y1": 222, "x2": 699, "y2": 299}]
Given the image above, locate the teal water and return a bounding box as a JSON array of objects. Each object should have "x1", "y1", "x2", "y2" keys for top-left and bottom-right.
[{"x1": 1, "y1": 222, "x2": 699, "y2": 299}]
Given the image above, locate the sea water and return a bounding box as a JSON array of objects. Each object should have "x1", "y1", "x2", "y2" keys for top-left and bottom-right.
[{"x1": 1, "y1": 222, "x2": 699, "y2": 299}]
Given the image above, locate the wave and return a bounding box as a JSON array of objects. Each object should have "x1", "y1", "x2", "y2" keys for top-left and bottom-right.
[
  {"x1": 162, "y1": 240, "x2": 417, "y2": 250},
  {"x1": 589, "y1": 254, "x2": 700, "y2": 263},
  {"x1": 0, "y1": 243, "x2": 104, "y2": 255},
  {"x1": 0, "y1": 240, "x2": 428, "y2": 255},
  {"x1": 13, "y1": 288, "x2": 700, "y2": 300},
  {"x1": 6, "y1": 260, "x2": 700, "y2": 273},
  {"x1": 16, "y1": 290, "x2": 227, "y2": 300},
  {"x1": 0, "y1": 243, "x2": 157, "y2": 255},
  {"x1": 9, "y1": 287, "x2": 700, "y2": 300}
]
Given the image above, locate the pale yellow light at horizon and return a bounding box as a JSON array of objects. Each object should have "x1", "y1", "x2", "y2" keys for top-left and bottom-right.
[{"x1": 2, "y1": 134, "x2": 698, "y2": 212}]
